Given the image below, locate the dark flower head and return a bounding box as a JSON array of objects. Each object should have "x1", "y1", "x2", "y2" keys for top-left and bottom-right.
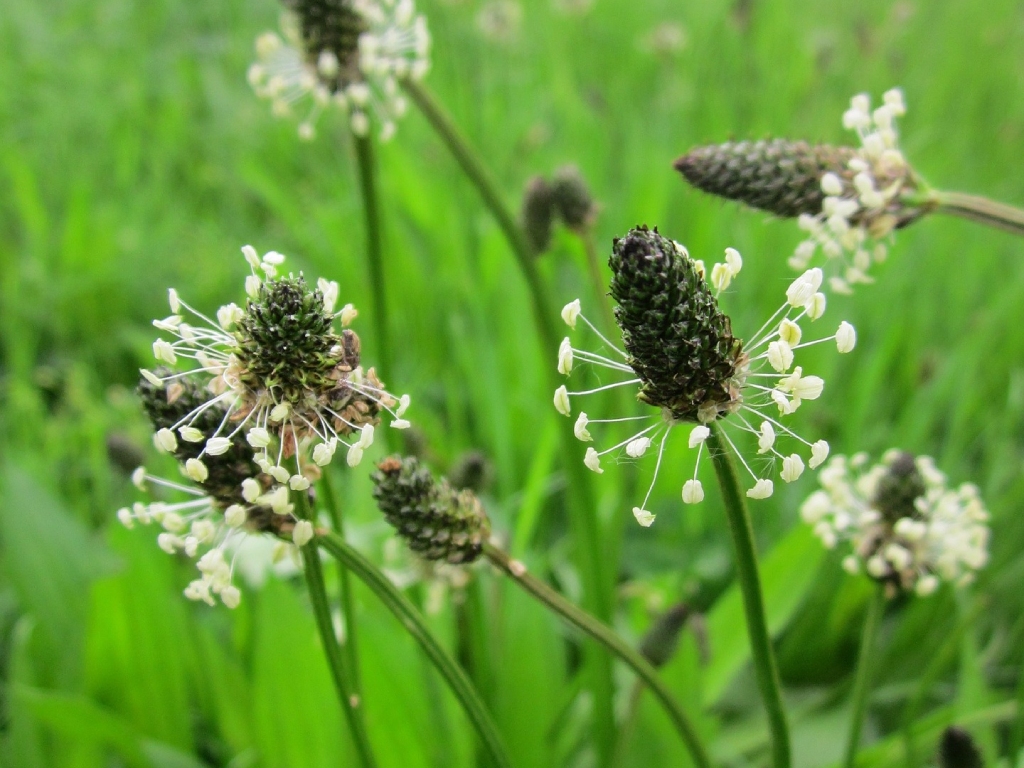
[
  {"x1": 557, "y1": 225, "x2": 854, "y2": 524},
  {"x1": 371, "y1": 456, "x2": 490, "y2": 565},
  {"x1": 802, "y1": 451, "x2": 990, "y2": 597},
  {"x1": 248, "y1": 0, "x2": 430, "y2": 140}
]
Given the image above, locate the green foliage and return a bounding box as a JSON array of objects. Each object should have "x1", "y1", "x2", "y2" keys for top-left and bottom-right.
[{"x1": 2, "y1": 0, "x2": 1023, "y2": 765}]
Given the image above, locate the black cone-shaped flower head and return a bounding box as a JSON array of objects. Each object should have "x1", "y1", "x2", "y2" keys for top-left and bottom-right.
[
  {"x1": 550, "y1": 165, "x2": 597, "y2": 231},
  {"x1": 872, "y1": 450, "x2": 926, "y2": 524},
  {"x1": 937, "y1": 726, "x2": 983, "y2": 768},
  {"x1": 286, "y1": 0, "x2": 366, "y2": 86},
  {"x1": 371, "y1": 456, "x2": 490, "y2": 565},
  {"x1": 520, "y1": 175, "x2": 555, "y2": 255},
  {"x1": 675, "y1": 139, "x2": 856, "y2": 219},
  {"x1": 609, "y1": 225, "x2": 745, "y2": 422},
  {"x1": 236, "y1": 275, "x2": 345, "y2": 406}
]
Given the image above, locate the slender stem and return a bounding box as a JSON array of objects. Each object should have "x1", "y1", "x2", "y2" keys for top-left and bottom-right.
[
  {"x1": 404, "y1": 76, "x2": 616, "y2": 763},
  {"x1": 707, "y1": 424, "x2": 791, "y2": 768},
  {"x1": 318, "y1": 531, "x2": 513, "y2": 768},
  {"x1": 927, "y1": 189, "x2": 1024, "y2": 237},
  {"x1": 352, "y1": 133, "x2": 391, "y2": 375},
  {"x1": 484, "y1": 543, "x2": 713, "y2": 768},
  {"x1": 292, "y1": 486, "x2": 378, "y2": 768},
  {"x1": 580, "y1": 230, "x2": 616, "y2": 335},
  {"x1": 319, "y1": 470, "x2": 362, "y2": 693},
  {"x1": 844, "y1": 585, "x2": 886, "y2": 768}
]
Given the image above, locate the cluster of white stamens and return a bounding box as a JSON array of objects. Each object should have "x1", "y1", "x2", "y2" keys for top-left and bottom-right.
[
  {"x1": 801, "y1": 451, "x2": 990, "y2": 596},
  {"x1": 790, "y1": 88, "x2": 909, "y2": 294},
  {"x1": 117, "y1": 467, "x2": 313, "y2": 608},
  {"x1": 556, "y1": 251, "x2": 855, "y2": 527},
  {"x1": 247, "y1": 2, "x2": 430, "y2": 141},
  {"x1": 141, "y1": 246, "x2": 409, "y2": 494}
]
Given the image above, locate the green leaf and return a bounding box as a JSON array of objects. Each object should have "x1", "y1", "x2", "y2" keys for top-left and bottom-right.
[
  {"x1": 0, "y1": 464, "x2": 113, "y2": 687},
  {"x1": 12, "y1": 685, "x2": 151, "y2": 768}
]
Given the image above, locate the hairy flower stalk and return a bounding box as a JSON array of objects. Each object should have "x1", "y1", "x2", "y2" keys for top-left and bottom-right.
[
  {"x1": 248, "y1": 0, "x2": 430, "y2": 140},
  {"x1": 676, "y1": 89, "x2": 933, "y2": 293},
  {"x1": 555, "y1": 225, "x2": 854, "y2": 526},
  {"x1": 371, "y1": 456, "x2": 490, "y2": 564},
  {"x1": 801, "y1": 450, "x2": 990, "y2": 597}
]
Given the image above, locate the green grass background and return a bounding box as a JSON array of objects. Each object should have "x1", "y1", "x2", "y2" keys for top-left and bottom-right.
[{"x1": 1, "y1": 0, "x2": 1023, "y2": 766}]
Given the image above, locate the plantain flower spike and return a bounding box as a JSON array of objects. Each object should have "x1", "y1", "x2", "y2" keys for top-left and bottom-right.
[
  {"x1": 248, "y1": 0, "x2": 430, "y2": 141},
  {"x1": 801, "y1": 450, "x2": 990, "y2": 597},
  {"x1": 556, "y1": 225, "x2": 855, "y2": 526},
  {"x1": 676, "y1": 88, "x2": 934, "y2": 293},
  {"x1": 371, "y1": 455, "x2": 490, "y2": 565}
]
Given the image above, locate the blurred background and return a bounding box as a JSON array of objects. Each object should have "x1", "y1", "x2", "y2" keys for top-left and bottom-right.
[{"x1": 1, "y1": 0, "x2": 1023, "y2": 766}]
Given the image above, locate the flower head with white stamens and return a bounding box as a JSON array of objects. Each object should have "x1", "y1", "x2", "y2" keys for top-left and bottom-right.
[
  {"x1": 801, "y1": 450, "x2": 989, "y2": 597},
  {"x1": 556, "y1": 225, "x2": 852, "y2": 524},
  {"x1": 140, "y1": 246, "x2": 410, "y2": 497},
  {"x1": 121, "y1": 374, "x2": 313, "y2": 608},
  {"x1": 248, "y1": 0, "x2": 430, "y2": 141},
  {"x1": 790, "y1": 88, "x2": 929, "y2": 293}
]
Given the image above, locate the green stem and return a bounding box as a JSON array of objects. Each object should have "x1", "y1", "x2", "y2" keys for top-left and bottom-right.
[
  {"x1": 404, "y1": 77, "x2": 616, "y2": 763},
  {"x1": 318, "y1": 531, "x2": 513, "y2": 768},
  {"x1": 484, "y1": 543, "x2": 713, "y2": 768},
  {"x1": 353, "y1": 133, "x2": 391, "y2": 375},
  {"x1": 319, "y1": 470, "x2": 362, "y2": 693},
  {"x1": 925, "y1": 189, "x2": 1024, "y2": 237},
  {"x1": 579, "y1": 230, "x2": 616, "y2": 335},
  {"x1": 292, "y1": 485, "x2": 378, "y2": 768},
  {"x1": 844, "y1": 586, "x2": 886, "y2": 768},
  {"x1": 707, "y1": 424, "x2": 791, "y2": 768}
]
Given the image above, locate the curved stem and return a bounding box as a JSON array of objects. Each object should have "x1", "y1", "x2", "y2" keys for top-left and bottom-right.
[
  {"x1": 928, "y1": 189, "x2": 1024, "y2": 237},
  {"x1": 319, "y1": 470, "x2": 362, "y2": 692},
  {"x1": 318, "y1": 531, "x2": 513, "y2": 768},
  {"x1": 403, "y1": 76, "x2": 616, "y2": 763},
  {"x1": 844, "y1": 585, "x2": 886, "y2": 768},
  {"x1": 707, "y1": 424, "x2": 791, "y2": 768},
  {"x1": 484, "y1": 543, "x2": 713, "y2": 768},
  {"x1": 292, "y1": 486, "x2": 378, "y2": 768},
  {"x1": 353, "y1": 133, "x2": 391, "y2": 375}
]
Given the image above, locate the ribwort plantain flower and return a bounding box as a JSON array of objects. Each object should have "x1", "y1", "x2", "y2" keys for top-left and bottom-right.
[
  {"x1": 789, "y1": 89, "x2": 925, "y2": 293},
  {"x1": 248, "y1": 0, "x2": 430, "y2": 141},
  {"x1": 371, "y1": 455, "x2": 491, "y2": 564},
  {"x1": 556, "y1": 225, "x2": 854, "y2": 526},
  {"x1": 800, "y1": 451, "x2": 990, "y2": 597},
  {"x1": 677, "y1": 89, "x2": 931, "y2": 294},
  {"x1": 139, "y1": 246, "x2": 410, "y2": 496},
  {"x1": 119, "y1": 374, "x2": 309, "y2": 608}
]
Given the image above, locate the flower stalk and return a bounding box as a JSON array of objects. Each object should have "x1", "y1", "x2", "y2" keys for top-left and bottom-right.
[
  {"x1": 707, "y1": 423, "x2": 791, "y2": 768},
  {"x1": 483, "y1": 543, "x2": 713, "y2": 768},
  {"x1": 353, "y1": 133, "x2": 392, "y2": 377},
  {"x1": 402, "y1": 75, "x2": 617, "y2": 761},
  {"x1": 292, "y1": 480, "x2": 378, "y2": 768},
  {"x1": 318, "y1": 469, "x2": 362, "y2": 691},
  {"x1": 844, "y1": 585, "x2": 886, "y2": 768},
  {"x1": 317, "y1": 530, "x2": 513, "y2": 768},
  {"x1": 928, "y1": 189, "x2": 1024, "y2": 237}
]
